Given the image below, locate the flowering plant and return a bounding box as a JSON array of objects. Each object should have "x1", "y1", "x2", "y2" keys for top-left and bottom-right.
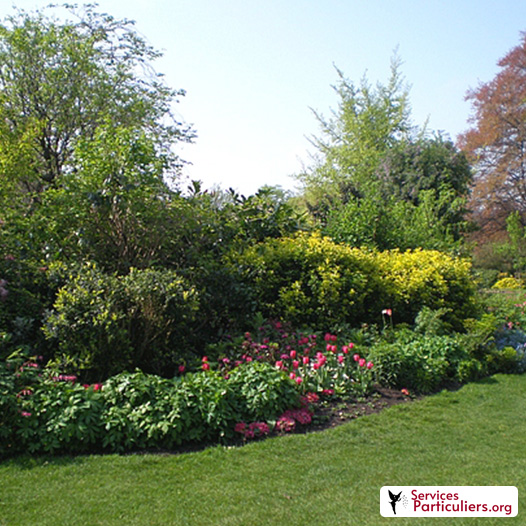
[{"x1": 217, "y1": 320, "x2": 375, "y2": 399}]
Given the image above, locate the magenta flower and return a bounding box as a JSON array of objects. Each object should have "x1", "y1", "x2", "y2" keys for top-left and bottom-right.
[
  {"x1": 202, "y1": 362, "x2": 210, "y2": 371},
  {"x1": 289, "y1": 372, "x2": 296, "y2": 380},
  {"x1": 234, "y1": 422, "x2": 246, "y2": 433},
  {"x1": 178, "y1": 365, "x2": 186, "y2": 373},
  {"x1": 275, "y1": 360, "x2": 283, "y2": 369},
  {"x1": 337, "y1": 355, "x2": 344, "y2": 364},
  {"x1": 295, "y1": 376, "x2": 303, "y2": 385},
  {"x1": 290, "y1": 349, "x2": 297, "y2": 359},
  {"x1": 366, "y1": 361, "x2": 373, "y2": 369},
  {"x1": 292, "y1": 360, "x2": 300, "y2": 369},
  {"x1": 359, "y1": 358, "x2": 366, "y2": 367},
  {"x1": 353, "y1": 353, "x2": 360, "y2": 362},
  {"x1": 302, "y1": 356, "x2": 310, "y2": 365}
]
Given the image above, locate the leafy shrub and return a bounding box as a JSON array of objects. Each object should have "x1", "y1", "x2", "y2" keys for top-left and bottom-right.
[
  {"x1": 2, "y1": 361, "x2": 299, "y2": 457},
  {"x1": 44, "y1": 264, "x2": 199, "y2": 380},
  {"x1": 374, "y1": 248, "x2": 477, "y2": 330},
  {"x1": 229, "y1": 232, "x2": 381, "y2": 328},
  {"x1": 230, "y1": 233, "x2": 477, "y2": 329},
  {"x1": 492, "y1": 276, "x2": 524, "y2": 290},
  {"x1": 369, "y1": 335, "x2": 470, "y2": 393}
]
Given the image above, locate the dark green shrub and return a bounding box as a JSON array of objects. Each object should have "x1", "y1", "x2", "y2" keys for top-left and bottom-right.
[
  {"x1": 44, "y1": 264, "x2": 199, "y2": 380},
  {"x1": 122, "y1": 268, "x2": 200, "y2": 375},
  {"x1": 43, "y1": 263, "x2": 133, "y2": 380}
]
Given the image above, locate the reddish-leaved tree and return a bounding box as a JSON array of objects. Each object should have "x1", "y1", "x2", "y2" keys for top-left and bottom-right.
[{"x1": 459, "y1": 32, "x2": 526, "y2": 238}]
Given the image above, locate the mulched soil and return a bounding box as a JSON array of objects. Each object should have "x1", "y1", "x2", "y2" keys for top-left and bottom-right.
[{"x1": 304, "y1": 386, "x2": 420, "y2": 433}]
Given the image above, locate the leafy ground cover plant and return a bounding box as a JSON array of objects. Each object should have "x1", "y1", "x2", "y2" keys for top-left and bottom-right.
[{"x1": 1, "y1": 357, "x2": 301, "y2": 457}]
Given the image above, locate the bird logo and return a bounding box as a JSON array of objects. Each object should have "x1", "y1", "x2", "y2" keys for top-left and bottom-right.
[{"x1": 388, "y1": 490, "x2": 402, "y2": 515}]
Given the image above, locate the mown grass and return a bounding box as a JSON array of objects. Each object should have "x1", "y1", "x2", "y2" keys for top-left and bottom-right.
[{"x1": 0, "y1": 374, "x2": 524, "y2": 526}]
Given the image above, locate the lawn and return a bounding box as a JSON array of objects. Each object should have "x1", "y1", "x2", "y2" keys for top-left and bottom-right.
[{"x1": 0, "y1": 374, "x2": 524, "y2": 526}]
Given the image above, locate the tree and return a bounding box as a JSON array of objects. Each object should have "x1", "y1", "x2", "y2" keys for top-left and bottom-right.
[
  {"x1": 0, "y1": 4, "x2": 193, "y2": 191},
  {"x1": 298, "y1": 56, "x2": 472, "y2": 250},
  {"x1": 458, "y1": 31, "x2": 526, "y2": 236},
  {"x1": 298, "y1": 54, "x2": 413, "y2": 211},
  {"x1": 0, "y1": 4, "x2": 195, "y2": 266}
]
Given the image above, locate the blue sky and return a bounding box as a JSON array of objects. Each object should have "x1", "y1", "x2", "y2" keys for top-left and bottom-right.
[{"x1": 2, "y1": 1, "x2": 526, "y2": 195}]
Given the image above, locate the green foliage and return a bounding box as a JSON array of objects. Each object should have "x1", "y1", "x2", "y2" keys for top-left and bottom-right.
[
  {"x1": 297, "y1": 56, "x2": 472, "y2": 252},
  {"x1": 231, "y1": 232, "x2": 477, "y2": 329},
  {"x1": 369, "y1": 335, "x2": 470, "y2": 393},
  {"x1": 43, "y1": 264, "x2": 200, "y2": 380},
  {"x1": 226, "y1": 361, "x2": 300, "y2": 422},
  {"x1": 0, "y1": 4, "x2": 191, "y2": 187},
  {"x1": 2, "y1": 362, "x2": 299, "y2": 456}
]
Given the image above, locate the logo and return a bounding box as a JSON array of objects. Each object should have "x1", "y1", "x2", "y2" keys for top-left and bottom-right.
[
  {"x1": 386, "y1": 489, "x2": 408, "y2": 515},
  {"x1": 388, "y1": 490, "x2": 402, "y2": 515}
]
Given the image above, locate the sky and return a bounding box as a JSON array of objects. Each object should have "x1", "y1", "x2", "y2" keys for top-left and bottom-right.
[{"x1": 2, "y1": 0, "x2": 526, "y2": 196}]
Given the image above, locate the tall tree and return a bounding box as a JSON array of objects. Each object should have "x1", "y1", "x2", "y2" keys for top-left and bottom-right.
[
  {"x1": 458, "y1": 31, "x2": 526, "y2": 235},
  {"x1": 298, "y1": 56, "x2": 472, "y2": 250},
  {"x1": 0, "y1": 4, "x2": 193, "y2": 190}
]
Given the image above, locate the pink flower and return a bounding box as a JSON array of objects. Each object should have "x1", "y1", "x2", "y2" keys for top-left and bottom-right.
[
  {"x1": 234, "y1": 422, "x2": 246, "y2": 433},
  {"x1": 290, "y1": 350, "x2": 297, "y2": 359},
  {"x1": 295, "y1": 376, "x2": 303, "y2": 385},
  {"x1": 359, "y1": 358, "x2": 366, "y2": 367},
  {"x1": 366, "y1": 361, "x2": 373, "y2": 369},
  {"x1": 275, "y1": 360, "x2": 283, "y2": 369},
  {"x1": 21, "y1": 411, "x2": 32, "y2": 417},
  {"x1": 202, "y1": 356, "x2": 208, "y2": 362},
  {"x1": 289, "y1": 372, "x2": 296, "y2": 380},
  {"x1": 245, "y1": 356, "x2": 253, "y2": 362},
  {"x1": 302, "y1": 356, "x2": 310, "y2": 365},
  {"x1": 93, "y1": 383, "x2": 103, "y2": 391},
  {"x1": 313, "y1": 363, "x2": 320, "y2": 370},
  {"x1": 276, "y1": 415, "x2": 296, "y2": 432},
  {"x1": 337, "y1": 355, "x2": 344, "y2": 364},
  {"x1": 353, "y1": 354, "x2": 360, "y2": 362},
  {"x1": 321, "y1": 388, "x2": 335, "y2": 396},
  {"x1": 178, "y1": 365, "x2": 186, "y2": 373},
  {"x1": 292, "y1": 360, "x2": 300, "y2": 369},
  {"x1": 202, "y1": 363, "x2": 210, "y2": 371},
  {"x1": 382, "y1": 308, "x2": 393, "y2": 316},
  {"x1": 342, "y1": 345, "x2": 349, "y2": 354},
  {"x1": 401, "y1": 388, "x2": 410, "y2": 396},
  {"x1": 281, "y1": 353, "x2": 290, "y2": 360},
  {"x1": 301, "y1": 392, "x2": 319, "y2": 406},
  {"x1": 324, "y1": 333, "x2": 332, "y2": 342}
]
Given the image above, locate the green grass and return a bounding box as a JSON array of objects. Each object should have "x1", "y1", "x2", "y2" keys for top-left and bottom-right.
[{"x1": 1, "y1": 374, "x2": 524, "y2": 526}]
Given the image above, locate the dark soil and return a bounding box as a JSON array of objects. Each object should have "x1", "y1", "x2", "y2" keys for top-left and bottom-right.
[{"x1": 297, "y1": 386, "x2": 420, "y2": 434}]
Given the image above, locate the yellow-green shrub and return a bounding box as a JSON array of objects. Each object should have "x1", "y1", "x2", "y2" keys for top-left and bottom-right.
[
  {"x1": 230, "y1": 232, "x2": 380, "y2": 328},
  {"x1": 230, "y1": 233, "x2": 476, "y2": 329},
  {"x1": 492, "y1": 276, "x2": 524, "y2": 290},
  {"x1": 374, "y1": 249, "x2": 476, "y2": 329}
]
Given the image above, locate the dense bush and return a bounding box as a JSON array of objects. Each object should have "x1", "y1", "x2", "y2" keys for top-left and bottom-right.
[
  {"x1": 374, "y1": 248, "x2": 477, "y2": 330},
  {"x1": 230, "y1": 232, "x2": 477, "y2": 329},
  {"x1": 43, "y1": 264, "x2": 200, "y2": 380},
  {"x1": 2, "y1": 361, "x2": 299, "y2": 457},
  {"x1": 368, "y1": 335, "x2": 473, "y2": 393}
]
